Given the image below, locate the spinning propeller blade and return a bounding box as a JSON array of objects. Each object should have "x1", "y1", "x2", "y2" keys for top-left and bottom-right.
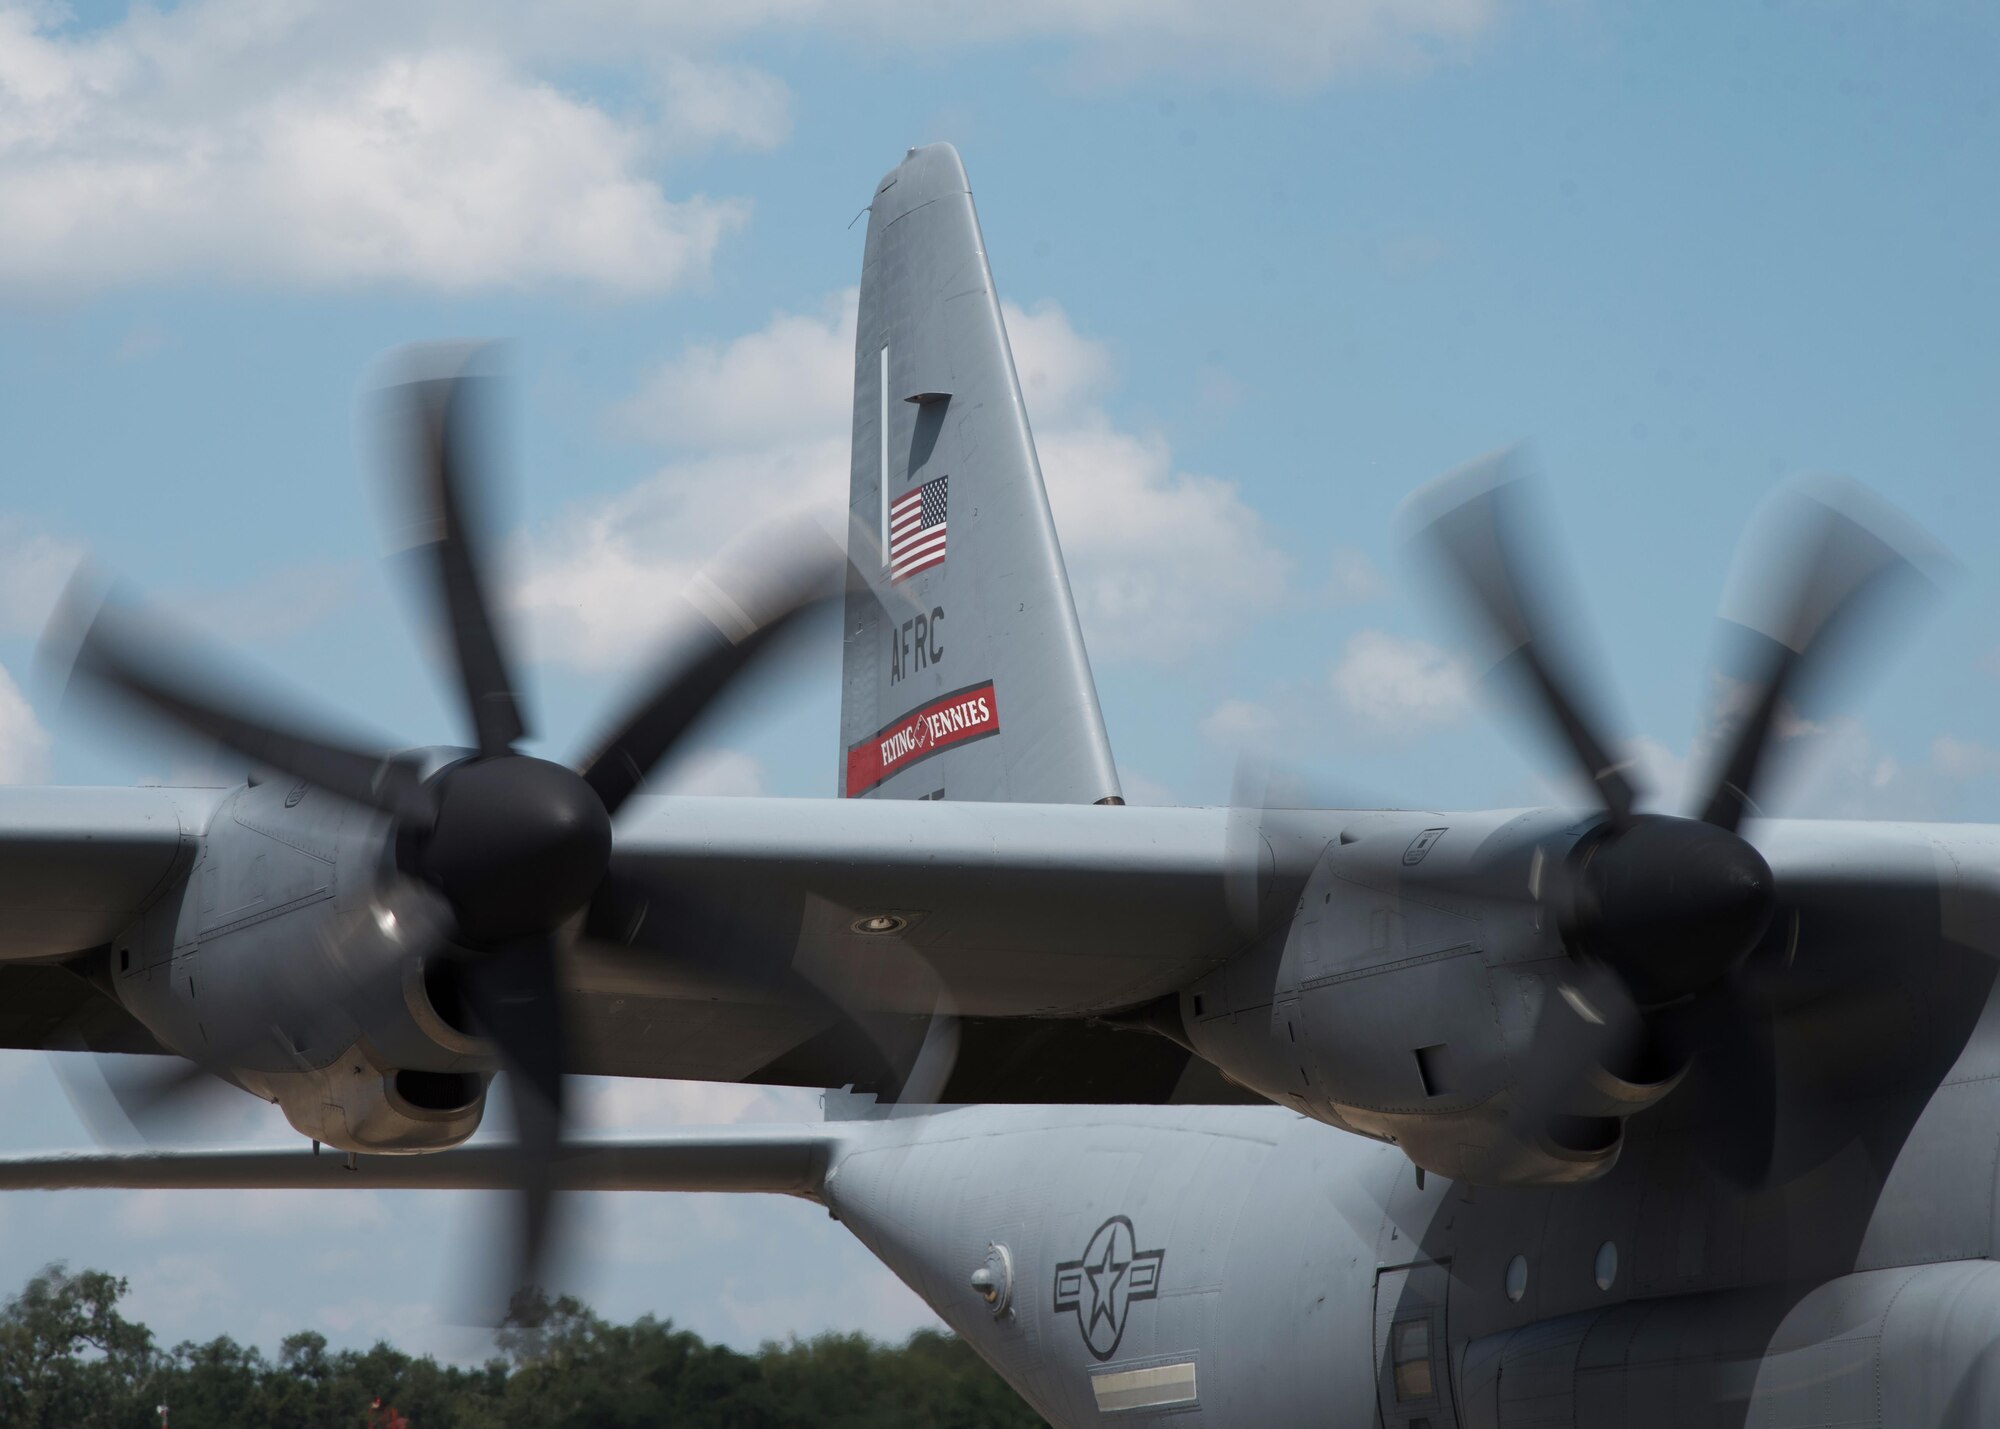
[
  {"x1": 452, "y1": 932, "x2": 567, "y2": 1299},
  {"x1": 1695, "y1": 477, "x2": 1945, "y2": 832},
  {"x1": 577, "y1": 520, "x2": 844, "y2": 818},
  {"x1": 389, "y1": 361, "x2": 530, "y2": 760},
  {"x1": 48, "y1": 349, "x2": 843, "y2": 1311},
  {"x1": 55, "y1": 590, "x2": 426, "y2": 819},
  {"x1": 1406, "y1": 448, "x2": 1640, "y2": 827},
  {"x1": 1407, "y1": 450, "x2": 1942, "y2": 1188}
]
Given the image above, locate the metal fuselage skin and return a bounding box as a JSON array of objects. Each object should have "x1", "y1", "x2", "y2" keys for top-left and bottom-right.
[
  {"x1": 40, "y1": 784, "x2": 2000, "y2": 1423},
  {"x1": 829, "y1": 1034, "x2": 2000, "y2": 1429},
  {"x1": 801, "y1": 812, "x2": 2000, "y2": 1427}
]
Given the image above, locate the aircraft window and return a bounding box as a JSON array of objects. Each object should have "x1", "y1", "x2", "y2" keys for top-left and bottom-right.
[
  {"x1": 1391, "y1": 1318, "x2": 1433, "y2": 1400},
  {"x1": 1594, "y1": 1240, "x2": 1618, "y2": 1291},
  {"x1": 1504, "y1": 1254, "x2": 1528, "y2": 1303}
]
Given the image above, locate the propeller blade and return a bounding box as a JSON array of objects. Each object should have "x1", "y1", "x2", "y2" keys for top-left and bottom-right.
[
  {"x1": 454, "y1": 933, "x2": 568, "y2": 1303},
  {"x1": 1670, "y1": 981, "x2": 1778, "y2": 1189},
  {"x1": 577, "y1": 520, "x2": 843, "y2": 818},
  {"x1": 1507, "y1": 960, "x2": 1644, "y2": 1150},
  {"x1": 1696, "y1": 477, "x2": 1947, "y2": 831},
  {"x1": 51, "y1": 1053, "x2": 255, "y2": 1149},
  {"x1": 1223, "y1": 759, "x2": 1390, "y2": 939},
  {"x1": 886, "y1": 1000, "x2": 962, "y2": 1107},
  {"x1": 1406, "y1": 448, "x2": 1640, "y2": 826},
  {"x1": 53, "y1": 586, "x2": 425, "y2": 817},
  {"x1": 387, "y1": 360, "x2": 528, "y2": 759},
  {"x1": 586, "y1": 873, "x2": 964, "y2": 1106}
]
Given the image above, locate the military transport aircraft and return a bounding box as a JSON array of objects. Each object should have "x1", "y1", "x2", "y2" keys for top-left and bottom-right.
[{"x1": 0, "y1": 142, "x2": 1996, "y2": 1427}]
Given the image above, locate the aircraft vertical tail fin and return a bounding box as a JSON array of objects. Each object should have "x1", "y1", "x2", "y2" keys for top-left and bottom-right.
[{"x1": 839, "y1": 144, "x2": 1121, "y2": 804}]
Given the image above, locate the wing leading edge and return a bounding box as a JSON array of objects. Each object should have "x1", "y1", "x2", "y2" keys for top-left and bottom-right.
[
  {"x1": 0, "y1": 786, "x2": 224, "y2": 1055},
  {"x1": 596, "y1": 795, "x2": 1332, "y2": 1018},
  {"x1": 0, "y1": 1127, "x2": 838, "y2": 1198}
]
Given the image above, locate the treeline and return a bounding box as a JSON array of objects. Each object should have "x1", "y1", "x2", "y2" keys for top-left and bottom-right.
[{"x1": 0, "y1": 1265, "x2": 1047, "y2": 1428}]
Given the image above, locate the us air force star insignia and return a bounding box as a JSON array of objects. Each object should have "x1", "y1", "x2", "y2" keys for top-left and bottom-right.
[{"x1": 1052, "y1": 1215, "x2": 1165, "y2": 1360}]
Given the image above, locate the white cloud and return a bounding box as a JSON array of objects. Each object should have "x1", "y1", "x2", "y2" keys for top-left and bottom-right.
[
  {"x1": 1748, "y1": 718, "x2": 2000, "y2": 822},
  {"x1": 0, "y1": 0, "x2": 1500, "y2": 296},
  {"x1": 311, "y1": 1291, "x2": 481, "y2": 1363},
  {"x1": 691, "y1": 0, "x2": 1497, "y2": 91},
  {"x1": 718, "y1": 1268, "x2": 939, "y2": 1344},
  {"x1": 616, "y1": 290, "x2": 857, "y2": 449},
  {"x1": 1031, "y1": 0, "x2": 1497, "y2": 89},
  {"x1": 117, "y1": 1186, "x2": 388, "y2": 1238},
  {"x1": 652, "y1": 748, "x2": 768, "y2": 798},
  {"x1": 575, "y1": 1076, "x2": 820, "y2": 1132},
  {"x1": 0, "y1": 4, "x2": 755, "y2": 294},
  {"x1": 1198, "y1": 698, "x2": 1284, "y2": 750},
  {"x1": 119, "y1": 1250, "x2": 243, "y2": 1332},
  {"x1": 521, "y1": 292, "x2": 1287, "y2": 669},
  {"x1": 1329, "y1": 629, "x2": 1473, "y2": 731},
  {"x1": 1201, "y1": 632, "x2": 1477, "y2": 765},
  {"x1": 1536, "y1": 720, "x2": 1999, "y2": 824},
  {"x1": 1006, "y1": 298, "x2": 1117, "y2": 423},
  {"x1": 0, "y1": 663, "x2": 50, "y2": 783},
  {"x1": 0, "y1": 518, "x2": 82, "y2": 636},
  {"x1": 514, "y1": 440, "x2": 843, "y2": 671},
  {"x1": 1625, "y1": 674, "x2": 1969, "y2": 820},
  {"x1": 1932, "y1": 735, "x2": 2000, "y2": 781},
  {"x1": 1622, "y1": 734, "x2": 1695, "y2": 812},
  {"x1": 651, "y1": 53, "x2": 793, "y2": 155},
  {"x1": 1325, "y1": 546, "x2": 1388, "y2": 605},
  {"x1": 1040, "y1": 417, "x2": 1289, "y2": 659},
  {"x1": 162, "y1": 560, "x2": 361, "y2": 643}
]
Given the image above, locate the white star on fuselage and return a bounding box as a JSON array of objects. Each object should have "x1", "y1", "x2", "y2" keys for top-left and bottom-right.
[{"x1": 1085, "y1": 1235, "x2": 1130, "y2": 1342}]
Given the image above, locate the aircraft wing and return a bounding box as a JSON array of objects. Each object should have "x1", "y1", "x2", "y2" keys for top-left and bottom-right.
[
  {"x1": 562, "y1": 795, "x2": 1316, "y2": 1102},
  {"x1": 0, "y1": 786, "x2": 219, "y2": 1055},
  {"x1": 0, "y1": 786, "x2": 1295, "y2": 1102},
  {"x1": 594, "y1": 795, "x2": 1327, "y2": 1016},
  {"x1": 0, "y1": 1127, "x2": 837, "y2": 1197},
  {"x1": 0, "y1": 786, "x2": 209, "y2": 962}
]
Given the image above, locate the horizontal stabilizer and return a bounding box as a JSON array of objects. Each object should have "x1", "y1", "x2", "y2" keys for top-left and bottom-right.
[{"x1": 0, "y1": 1128, "x2": 837, "y2": 1198}]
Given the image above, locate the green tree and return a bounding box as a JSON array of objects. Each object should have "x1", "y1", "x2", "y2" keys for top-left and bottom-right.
[
  {"x1": 0, "y1": 1263, "x2": 155, "y2": 1429},
  {"x1": 2, "y1": 1265, "x2": 1049, "y2": 1427}
]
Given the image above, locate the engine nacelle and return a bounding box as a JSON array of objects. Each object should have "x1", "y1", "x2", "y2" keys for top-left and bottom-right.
[
  {"x1": 105, "y1": 776, "x2": 495, "y2": 1154},
  {"x1": 1178, "y1": 808, "x2": 1683, "y2": 1186},
  {"x1": 242, "y1": 1058, "x2": 487, "y2": 1153}
]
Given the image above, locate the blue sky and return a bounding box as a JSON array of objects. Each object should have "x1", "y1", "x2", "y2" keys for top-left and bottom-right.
[{"x1": 0, "y1": 0, "x2": 1996, "y2": 1360}]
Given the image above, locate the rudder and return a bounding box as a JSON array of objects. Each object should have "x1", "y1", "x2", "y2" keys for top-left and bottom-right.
[{"x1": 839, "y1": 144, "x2": 1120, "y2": 805}]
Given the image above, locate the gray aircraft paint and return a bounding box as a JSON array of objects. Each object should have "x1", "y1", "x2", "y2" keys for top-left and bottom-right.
[
  {"x1": 0, "y1": 785, "x2": 210, "y2": 959},
  {"x1": 11, "y1": 140, "x2": 2000, "y2": 1427},
  {"x1": 839, "y1": 144, "x2": 1119, "y2": 806},
  {"x1": 17, "y1": 1056, "x2": 2000, "y2": 1426}
]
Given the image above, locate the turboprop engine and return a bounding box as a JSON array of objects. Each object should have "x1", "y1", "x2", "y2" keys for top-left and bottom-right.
[
  {"x1": 1177, "y1": 805, "x2": 1753, "y2": 1185},
  {"x1": 103, "y1": 768, "x2": 495, "y2": 1154},
  {"x1": 54, "y1": 350, "x2": 841, "y2": 1298},
  {"x1": 1170, "y1": 451, "x2": 1941, "y2": 1190}
]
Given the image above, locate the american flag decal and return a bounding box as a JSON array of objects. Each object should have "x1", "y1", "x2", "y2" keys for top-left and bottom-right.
[{"x1": 888, "y1": 474, "x2": 948, "y2": 582}]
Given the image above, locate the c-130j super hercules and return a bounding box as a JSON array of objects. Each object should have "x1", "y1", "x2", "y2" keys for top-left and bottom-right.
[{"x1": 0, "y1": 143, "x2": 1994, "y2": 1428}]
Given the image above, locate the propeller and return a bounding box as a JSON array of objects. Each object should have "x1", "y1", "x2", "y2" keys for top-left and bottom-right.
[
  {"x1": 1406, "y1": 448, "x2": 1942, "y2": 1186},
  {"x1": 52, "y1": 348, "x2": 843, "y2": 1306},
  {"x1": 580, "y1": 880, "x2": 969, "y2": 1110},
  {"x1": 50, "y1": 1049, "x2": 263, "y2": 1149}
]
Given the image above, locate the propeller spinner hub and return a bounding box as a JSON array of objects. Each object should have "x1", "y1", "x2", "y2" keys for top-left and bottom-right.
[
  {"x1": 1565, "y1": 814, "x2": 1776, "y2": 1006},
  {"x1": 420, "y1": 755, "x2": 613, "y2": 943}
]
